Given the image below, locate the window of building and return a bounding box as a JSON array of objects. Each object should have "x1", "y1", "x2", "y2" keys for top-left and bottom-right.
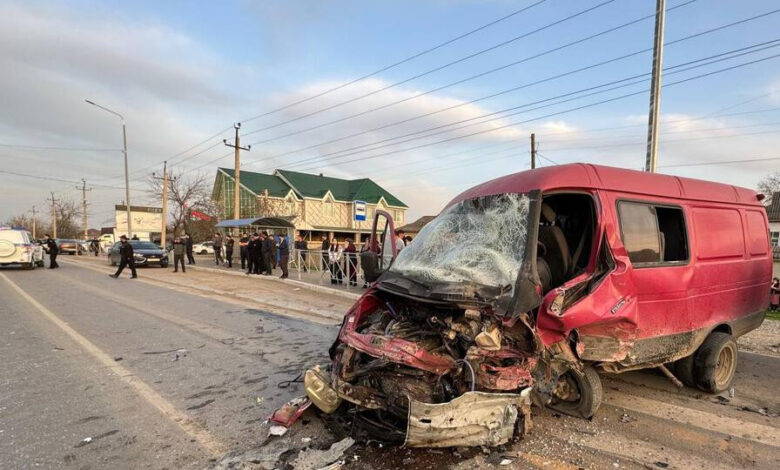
[
  {"x1": 618, "y1": 201, "x2": 688, "y2": 266},
  {"x1": 771, "y1": 231, "x2": 779, "y2": 247},
  {"x1": 324, "y1": 198, "x2": 334, "y2": 218}
]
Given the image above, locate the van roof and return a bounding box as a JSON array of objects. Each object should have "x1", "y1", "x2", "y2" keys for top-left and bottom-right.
[{"x1": 448, "y1": 163, "x2": 762, "y2": 208}]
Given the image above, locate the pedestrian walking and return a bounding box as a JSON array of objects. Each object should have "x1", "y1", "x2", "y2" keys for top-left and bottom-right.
[
  {"x1": 320, "y1": 235, "x2": 330, "y2": 271},
  {"x1": 239, "y1": 233, "x2": 249, "y2": 269},
  {"x1": 328, "y1": 239, "x2": 343, "y2": 284},
  {"x1": 90, "y1": 238, "x2": 100, "y2": 256},
  {"x1": 344, "y1": 238, "x2": 358, "y2": 286},
  {"x1": 279, "y1": 234, "x2": 290, "y2": 279},
  {"x1": 225, "y1": 234, "x2": 234, "y2": 268},
  {"x1": 109, "y1": 235, "x2": 137, "y2": 279},
  {"x1": 213, "y1": 232, "x2": 224, "y2": 265},
  {"x1": 172, "y1": 236, "x2": 186, "y2": 273},
  {"x1": 261, "y1": 231, "x2": 273, "y2": 275},
  {"x1": 771, "y1": 277, "x2": 780, "y2": 311},
  {"x1": 185, "y1": 234, "x2": 195, "y2": 265},
  {"x1": 43, "y1": 234, "x2": 59, "y2": 269}
]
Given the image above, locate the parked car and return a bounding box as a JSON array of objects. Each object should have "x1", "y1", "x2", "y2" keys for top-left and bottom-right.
[
  {"x1": 107, "y1": 240, "x2": 168, "y2": 268},
  {"x1": 303, "y1": 163, "x2": 771, "y2": 448},
  {"x1": 57, "y1": 239, "x2": 84, "y2": 255},
  {"x1": 0, "y1": 227, "x2": 45, "y2": 269},
  {"x1": 192, "y1": 241, "x2": 214, "y2": 255}
]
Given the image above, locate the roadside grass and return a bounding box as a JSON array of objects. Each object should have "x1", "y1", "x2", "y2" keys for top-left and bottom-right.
[{"x1": 767, "y1": 310, "x2": 780, "y2": 321}]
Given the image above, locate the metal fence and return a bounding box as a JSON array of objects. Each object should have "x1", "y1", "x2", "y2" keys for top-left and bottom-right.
[{"x1": 291, "y1": 249, "x2": 367, "y2": 289}]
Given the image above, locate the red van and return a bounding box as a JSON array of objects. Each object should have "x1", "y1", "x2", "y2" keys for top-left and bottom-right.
[{"x1": 304, "y1": 164, "x2": 771, "y2": 447}]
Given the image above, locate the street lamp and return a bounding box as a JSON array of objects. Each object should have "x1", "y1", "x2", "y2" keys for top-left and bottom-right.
[{"x1": 85, "y1": 99, "x2": 132, "y2": 237}]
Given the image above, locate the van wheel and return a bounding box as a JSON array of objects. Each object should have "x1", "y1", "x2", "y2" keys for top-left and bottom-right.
[
  {"x1": 672, "y1": 354, "x2": 696, "y2": 388},
  {"x1": 548, "y1": 366, "x2": 603, "y2": 419},
  {"x1": 694, "y1": 332, "x2": 737, "y2": 393},
  {"x1": 24, "y1": 262, "x2": 34, "y2": 270}
]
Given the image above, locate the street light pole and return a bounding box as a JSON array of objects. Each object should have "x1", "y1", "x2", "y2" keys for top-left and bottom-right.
[{"x1": 85, "y1": 99, "x2": 132, "y2": 236}]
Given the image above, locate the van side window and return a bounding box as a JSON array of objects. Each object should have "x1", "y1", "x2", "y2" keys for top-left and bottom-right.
[{"x1": 618, "y1": 202, "x2": 688, "y2": 266}]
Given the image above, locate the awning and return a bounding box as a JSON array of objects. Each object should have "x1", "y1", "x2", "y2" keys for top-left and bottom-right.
[{"x1": 215, "y1": 216, "x2": 297, "y2": 228}]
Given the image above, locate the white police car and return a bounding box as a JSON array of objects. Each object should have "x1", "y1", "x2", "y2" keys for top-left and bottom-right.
[{"x1": 0, "y1": 227, "x2": 45, "y2": 269}]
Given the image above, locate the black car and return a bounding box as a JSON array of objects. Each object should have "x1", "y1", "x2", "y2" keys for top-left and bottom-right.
[{"x1": 107, "y1": 241, "x2": 168, "y2": 268}]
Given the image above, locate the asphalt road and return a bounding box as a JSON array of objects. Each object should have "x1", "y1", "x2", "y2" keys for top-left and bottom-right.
[{"x1": 1, "y1": 259, "x2": 778, "y2": 469}]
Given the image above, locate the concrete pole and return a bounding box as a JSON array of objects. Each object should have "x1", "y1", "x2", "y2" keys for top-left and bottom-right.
[
  {"x1": 234, "y1": 125, "x2": 240, "y2": 220},
  {"x1": 161, "y1": 161, "x2": 168, "y2": 249},
  {"x1": 645, "y1": 0, "x2": 666, "y2": 172},
  {"x1": 49, "y1": 192, "x2": 57, "y2": 239},
  {"x1": 530, "y1": 133, "x2": 536, "y2": 169}
]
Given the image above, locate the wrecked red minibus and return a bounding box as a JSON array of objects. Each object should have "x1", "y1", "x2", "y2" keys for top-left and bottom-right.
[{"x1": 304, "y1": 163, "x2": 771, "y2": 447}]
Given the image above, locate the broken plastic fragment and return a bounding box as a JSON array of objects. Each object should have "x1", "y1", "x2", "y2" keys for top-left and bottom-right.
[
  {"x1": 475, "y1": 326, "x2": 502, "y2": 351},
  {"x1": 268, "y1": 425, "x2": 288, "y2": 437}
]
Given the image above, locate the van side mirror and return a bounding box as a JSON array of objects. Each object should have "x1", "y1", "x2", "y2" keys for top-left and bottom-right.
[{"x1": 361, "y1": 251, "x2": 381, "y2": 283}]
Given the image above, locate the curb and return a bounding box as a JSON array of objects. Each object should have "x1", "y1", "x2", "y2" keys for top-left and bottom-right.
[{"x1": 187, "y1": 265, "x2": 362, "y2": 301}]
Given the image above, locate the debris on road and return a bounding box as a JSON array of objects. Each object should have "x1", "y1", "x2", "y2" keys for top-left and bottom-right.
[
  {"x1": 268, "y1": 425, "x2": 288, "y2": 437},
  {"x1": 290, "y1": 437, "x2": 354, "y2": 470},
  {"x1": 269, "y1": 396, "x2": 312, "y2": 427}
]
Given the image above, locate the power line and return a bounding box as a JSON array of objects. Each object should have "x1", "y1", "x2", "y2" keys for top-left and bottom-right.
[
  {"x1": 289, "y1": 52, "x2": 780, "y2": 173},
  {"x1": 0, "y1": 144, "x2": 120, "y2": 151},
  {"x1": 659, "y1": 156, "x2": 780, "y2": 168},
  {"x1": 0, "y1": 169, "x2": 155, "y2": 193},
  {"x1": 239, "y1": 0, "x2": 617, "y2": 138},
  {"x1": 259, "y1": 40, "x2": 780, "y2": 173},
  {"x1": 105, "y1": 1, "x2": 550, "y2": 183}
]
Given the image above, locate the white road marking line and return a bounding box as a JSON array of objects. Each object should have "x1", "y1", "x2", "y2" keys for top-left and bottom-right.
[
  {"x1": 604, "y1": 389, "x2": 780, "y2": 448},
  {"x1": 0, "y1": 272, "x2": 229, "y2": 458}
]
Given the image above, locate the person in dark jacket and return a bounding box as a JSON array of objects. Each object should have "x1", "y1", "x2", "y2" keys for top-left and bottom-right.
[
  {"x1": 295, "y1": 235, "x2": 309, "y2": 272},
  {"x1": 172, "y1": 236, "x2": 186, "y2": 273},
  {"x1": 225, "y1": 234, "x2": 235, "y2": 268},
  {"x1": 279, "y1": 234, "x2": 290, "y2": 279},
  {"x1": 261, "y1": 231, "x2": 273, "y2": 275},
  {"x1": 320, "y1": 235, "x2": 330, "y2": 271},
  {"x1": 110, "y1": 235, "x2": 137, "y2": 279},
  {"x1": 90, "y1": 239, "x2": 100, "y2": 256},
  {"x1": 43, "y1": 234, "x2": 59, "y2": 269},
  {"x1": 239, "y1": 233, "x2": 249, "y2": 269},
  {"x1": 213, "y1": 233, "x2": 223, "y2": 265},
  {"x1": 344, "y1": 238, "x2": 358, "y2": 286},
  {"x1": 185, "y1": 234, "x2": 195, "y2": 264},
  {"x1": 247, "y1": 233, "x2": 262, "y2": 275}
]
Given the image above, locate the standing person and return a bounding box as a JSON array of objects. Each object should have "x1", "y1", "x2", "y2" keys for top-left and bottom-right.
[
  {"x1": 261, "y1": 231, "x2": 274, "y2": 275},
  {"x1": 360, "y1": 236, "x2": 374, "y2": 288},
  {"x1": 172, "y1": 236, "x2": 186, "y2": 273},
  {"x1": 328, "y1": 239, "x2": 342, "y2": 284},
  {"x1": 395, "y1": 229, "x2": 406, "y2": 254},
  {"x1": 344, "y1": 238, "x2": 358, "y2": 286},
  {"x1": 296, "y1": 234, "x2": 309, "y2": 272},
  {"x1": 90, "y1": 238, "x2": 100, "y2": 256},
  {"x1": 213, "y1": 232, "x2": 223, "y2": 265},
  {"x1": 239, "y1": 233, "x2": 249, "y2": 269},
  {"x1": 109, "y1": 235, "x2": 137, "y2": 279},
  {"x1": 131, "y1": 234, "x2": 139, "y2": 241},
  {"x1": 225, "y1": 234, "x2": 235, "y2": 268},
  {"x1": 279, "y1": 234, "x2": 290, "y2": 279},
  {"x1": 320, "y1": 235, "x2": 330, "y2": 271},
  {"x1": 245, "y1": 233, "x2": 257, "y2": 275},
  {"x1": 271, "y1": 235, "x2": 279, "y2": 270},
  {"x1": 185, "y1": 234, "x2": 195, "y2": 265},
  {"x1": 43, "y1": 234, "x2": 59, "y2": 269},
  {"x1": 771, "y1": 277, "x2": 780, "y2": 311}
]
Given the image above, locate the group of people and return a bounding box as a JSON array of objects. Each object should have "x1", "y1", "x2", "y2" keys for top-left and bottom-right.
[{"x1": 208, "y1": 232, "x2": 291, "y2": 279}]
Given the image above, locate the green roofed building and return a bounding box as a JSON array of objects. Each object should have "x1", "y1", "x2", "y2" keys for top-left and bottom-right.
[{"x1": 212, "y1": 167, "x2": 408, "y2": 241}]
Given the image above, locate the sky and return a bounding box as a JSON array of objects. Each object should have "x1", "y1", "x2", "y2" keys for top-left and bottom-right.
[{"x1": 1, "y1": 0, "x2": 780, "y2": 227}]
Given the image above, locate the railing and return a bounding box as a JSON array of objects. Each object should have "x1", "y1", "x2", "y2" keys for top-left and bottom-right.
[{"x1": 291, "y1": 249, "x2": 367, "y2": 289}]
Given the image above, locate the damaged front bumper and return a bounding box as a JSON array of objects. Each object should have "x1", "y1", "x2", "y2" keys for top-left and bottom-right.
[{"x1": 304, "y1": 365, "x2": 533, "y2": 448}]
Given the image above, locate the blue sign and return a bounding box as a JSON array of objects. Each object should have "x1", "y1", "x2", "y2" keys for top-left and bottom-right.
[{"x1": 354, "y1": 200, "x2": 367, "y2": 221}]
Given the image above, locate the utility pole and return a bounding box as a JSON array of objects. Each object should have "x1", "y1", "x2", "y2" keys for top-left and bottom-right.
[
  {"x1": 152, "y1": 162, "x2": 176, "y2": 249},
  {"x1": 48, "y1": 193, "x2": 57, "y2": 239},
  {"x1": 530, "y1": 133, "x2": 537, "y2": 169},
  {"x1": 224, "y1": 123, "x2": 251, "y2": 220},
  {"x1": 645, "y1": 0, "x2": 666, "y2": 172},
  {"x1": 29, "y1": 206, "x2": 37, "y2": 239},
  {"x1": 77, "y1": 179, "x2": 92, "y2": 241}
]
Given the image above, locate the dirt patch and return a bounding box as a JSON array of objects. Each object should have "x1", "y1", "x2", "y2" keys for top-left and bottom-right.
[{"x1": 738, "y1": 317, "x2": 780, "y2": 357}]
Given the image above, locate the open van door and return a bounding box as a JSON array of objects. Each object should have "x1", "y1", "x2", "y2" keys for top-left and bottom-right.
[{"x1": 360, "y1": 210, "x2": 397, "y2": 283}]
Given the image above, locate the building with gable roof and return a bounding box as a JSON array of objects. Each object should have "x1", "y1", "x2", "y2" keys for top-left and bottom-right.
[{"x1": 212, "y1": 167, "x2": 408, "y2": 242}]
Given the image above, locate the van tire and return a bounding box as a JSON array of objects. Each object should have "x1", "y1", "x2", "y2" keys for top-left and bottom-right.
[
  {"x1": 23, "y1": 262, "x2": 34, "y2": 270},
  {"x1": 694, "y1": 332, "x2": 737, "y2": 393},
  {"x1": 549, "y1": 366, "x2": 603, "y2": 419},
  {"x1": 672, "y1": 354, "x2": 697, "y2": 388}
]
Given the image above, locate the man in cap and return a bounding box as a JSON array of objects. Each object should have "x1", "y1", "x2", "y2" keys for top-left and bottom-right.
[{"x1": 109, "y1": 235, "x2": 137, "y2": 279}]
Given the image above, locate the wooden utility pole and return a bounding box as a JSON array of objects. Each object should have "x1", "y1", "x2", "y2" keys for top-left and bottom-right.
[
  {"x1": 77, "y1": 179, "x2": 92, "y2": 240},
  {"x1": 30, "y1": 206, "x2": 37, "y2": 239},
  {"x1": 152, "y1": 162, "x2": 176, "y2": 249},
  {"x1": 223, "y1": 123, "x2": 251, "y2": 220},
  {"x1": 645, "y1": 0, "x2": 666, "y2": 172},
  {"x1": 48, "y1": 193, "x2": 57, "y2": 239},
  {"x1": 530, "y1": 133, "x2": 537, "y2": 169}
]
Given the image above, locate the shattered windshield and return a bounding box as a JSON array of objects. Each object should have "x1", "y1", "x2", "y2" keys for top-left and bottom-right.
[{"x1": 390, "y1": 193, "x2": 531, "y2": 290}]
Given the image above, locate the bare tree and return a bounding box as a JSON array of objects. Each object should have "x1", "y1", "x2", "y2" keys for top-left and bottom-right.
[
  {"x1": 758, "y1": 171, "x2": 780, "y2": 205},
  {"x1": 6, "y1": 199, "x2": 81, "y2": 238},
  {"x1": 147, "y1": 170, "x2": 212, "y2": 236}
]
